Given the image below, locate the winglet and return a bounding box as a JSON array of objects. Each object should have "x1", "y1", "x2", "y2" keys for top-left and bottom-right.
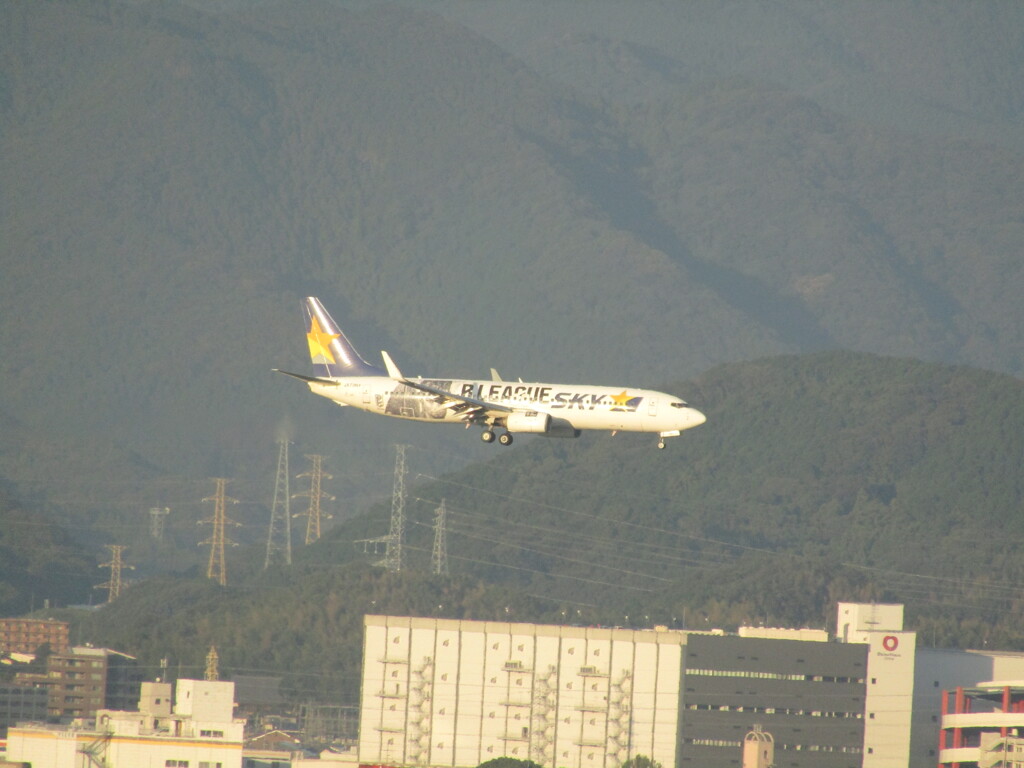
[
  {"x1": 381, "y1": 350, "x2": 404, "y2": 381},
  {"x1": 490, "y1": 368, "x2": 503, "y2": 382}
]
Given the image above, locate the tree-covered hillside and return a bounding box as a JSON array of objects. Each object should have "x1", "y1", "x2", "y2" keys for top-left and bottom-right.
[
  {"x1": 63, "y1": 352, "x2": 1024, "y2": 702},
  {"x1": 0, "y1": 1, "x2": 1021, "y2": 578},
  {"x1": 321, "y1": 352, "x2": 1024, "y2": 616}
]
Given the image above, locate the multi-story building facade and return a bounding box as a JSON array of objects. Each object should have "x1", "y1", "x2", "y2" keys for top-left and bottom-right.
[
  {"x1": 0, "y1": 618, "x2": 69, "y2": 654},
  {"x1": 0, "y1": 684, "x2": 48, "y2": 736},
  {"x1": 13, "y1": 645, "x2": 143, "y2": 720},
  {"x1": 359, "y1": 614, "x2": 872, "y2": 768},
  {"x1": 680, "y1": 632, "x2": 866, "y2": 765}
]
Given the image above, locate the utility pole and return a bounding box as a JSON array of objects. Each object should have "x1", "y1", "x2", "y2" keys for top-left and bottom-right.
[
  {"x1": 432, "y1": 499, "x2": 449, "y2": 576},
  {"x1": 264, "y1": 440, "x2": 292, "y2": 568},
  {"x1": 148, "y1": 507, "x2": 170, "y2": 540},
  {"x1": 200, "y1": 478, "x2": 239, "y2": 586},
  {"x1": 295, "y1": 454, "x2": 334, "y2": 545},
  {"x1": 379, "y1": 445, "x2": 407, "y2": 572},
  {"x1": 95, "y1": 545, "x2": 133, "y2": 602}
]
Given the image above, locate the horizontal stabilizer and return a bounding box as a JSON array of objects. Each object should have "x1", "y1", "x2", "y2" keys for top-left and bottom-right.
[{"x1": 273, "y1": 369, "x2": 340, "y2": 386}]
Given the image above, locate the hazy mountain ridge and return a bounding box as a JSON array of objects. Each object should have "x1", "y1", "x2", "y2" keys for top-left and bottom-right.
[{"x1": 0, "y1": 0, "x2": 1022, "y2": 568}]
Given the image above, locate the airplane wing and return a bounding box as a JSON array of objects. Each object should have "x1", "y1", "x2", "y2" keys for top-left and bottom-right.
[{"x1": 381, "y1": 351, "x2": 513, "y2": 422}]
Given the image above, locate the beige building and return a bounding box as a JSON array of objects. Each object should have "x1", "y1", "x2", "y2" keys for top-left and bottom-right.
[{"x1": 6, "y1": 679, "x2": 244, "y2": 768}]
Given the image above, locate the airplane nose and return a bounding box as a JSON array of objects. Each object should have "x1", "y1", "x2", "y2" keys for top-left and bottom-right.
[{"x1": 684, "y1": 407, "x2": 707, "y2": 430}]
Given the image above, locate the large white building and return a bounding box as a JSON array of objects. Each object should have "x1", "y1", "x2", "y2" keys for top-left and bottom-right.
[
  {"x1": 360, "y1": 616, "x2": 692, "y2": 768},
  {"x1": 6, "y1": 678, "x2": 244, "y2": 768},
  {"x1": 359, "y1": 613, "x2": 869, "y2": 768},
  {"x1": 358, "y1": 606, "x2": 1024, "y2": 768}
]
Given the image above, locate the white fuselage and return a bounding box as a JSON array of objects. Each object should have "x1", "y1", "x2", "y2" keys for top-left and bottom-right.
[{"x1": 307, "y1": 376, "x2": 706, "y2": 435}]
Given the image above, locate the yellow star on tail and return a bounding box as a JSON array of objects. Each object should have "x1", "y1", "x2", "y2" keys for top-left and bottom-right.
[{"x1": 307, "y1": 316, "x2": 340, "y2": 363}]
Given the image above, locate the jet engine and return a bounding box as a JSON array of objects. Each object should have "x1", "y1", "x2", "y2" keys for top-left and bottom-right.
[
  {"x1": 506, "y1": 411, "x2": 581, "y2": 438},
  {"x1": 506, "y1": 411, "x2": 551, "y2": 433}
]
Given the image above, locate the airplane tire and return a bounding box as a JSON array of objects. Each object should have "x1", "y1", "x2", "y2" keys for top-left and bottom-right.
[
  {"x1": 499, "y1": 433, "x2": 513, "y2": 446},
  {"x1": 481, "y1": 430, "x2": 496, "y2": 443}
]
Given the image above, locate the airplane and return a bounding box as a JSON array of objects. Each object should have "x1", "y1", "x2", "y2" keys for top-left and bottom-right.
[{"x1": 276, "y1": 297, "x2": 706, "y2": 449}]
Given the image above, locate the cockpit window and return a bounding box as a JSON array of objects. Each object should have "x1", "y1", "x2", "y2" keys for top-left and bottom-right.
[{"x1": 670, "y1": 401, "x2": 688, "y2": 409}]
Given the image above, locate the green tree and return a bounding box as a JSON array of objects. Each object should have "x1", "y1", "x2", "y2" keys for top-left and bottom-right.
[
  {"x1": 477, "y1": 759, "x2": 544, "y2": 768},
  {"x1": 622, "y1": 756, "x2": 662, "y2": 768}
]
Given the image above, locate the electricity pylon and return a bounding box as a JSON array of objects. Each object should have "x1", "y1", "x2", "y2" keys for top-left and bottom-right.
[
  {"x1": 264, "y1": 440, "x2": 292, "y2": 568},
  {"x1": 95, "y1": 545, "x2": 133, "y2": 602},
  {"x1": 205, "y1": 645, "x2": 220, "y2": 681},
  {"x1": 294, "y1": 454, "x2": 334, "y2": 545},
  {"x1": 200, "y1": 478, "x2": 239, "y2": 586},
  {"x1": 148, "y1": 507, "x2": 170, "y2": 540},
  {"x1": 432, "y1": 499, "x2": 449, "y2": 576},
  {"x1": 379, "y1": 445, "x2": 407, "y2": 572}
]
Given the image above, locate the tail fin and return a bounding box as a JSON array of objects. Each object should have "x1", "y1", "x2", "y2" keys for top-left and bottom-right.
[{"x1": 303, "y1": 297, "x2": 384, "y2": 378}]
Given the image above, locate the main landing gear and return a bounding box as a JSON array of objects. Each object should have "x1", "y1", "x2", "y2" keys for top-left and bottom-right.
[{"x1": 481, "y1": 429, "x2": 513, "y2": 446}]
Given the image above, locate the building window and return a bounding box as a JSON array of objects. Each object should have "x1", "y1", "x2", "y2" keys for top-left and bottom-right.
[
  {"x1": 166, "y1": 761, "x2": 190, "y2": 767},
  {"x1": 199, "y1": 729, "x2": 224, "y2": 738}
]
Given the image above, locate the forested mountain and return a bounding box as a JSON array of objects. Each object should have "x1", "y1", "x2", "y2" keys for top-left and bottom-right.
[
  {"x1": 0, "y1": 2, "x2": 1021, "y2": 608},
  {"x1": 68, "y1": 351, "x2": 1024, "y2": 701}
]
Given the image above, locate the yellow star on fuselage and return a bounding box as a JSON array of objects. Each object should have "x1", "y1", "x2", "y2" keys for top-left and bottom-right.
[
  {"x1": 611, "y1": 390, "x2": 633, "y2": 406},
  {"x1": 307, "y1": 316, "x2": 340, "y2": 363}
]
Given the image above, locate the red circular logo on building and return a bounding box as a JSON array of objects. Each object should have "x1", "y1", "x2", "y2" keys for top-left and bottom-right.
[{"x1": 882, "y1": 635, "x2": 899, "y2": 652}]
